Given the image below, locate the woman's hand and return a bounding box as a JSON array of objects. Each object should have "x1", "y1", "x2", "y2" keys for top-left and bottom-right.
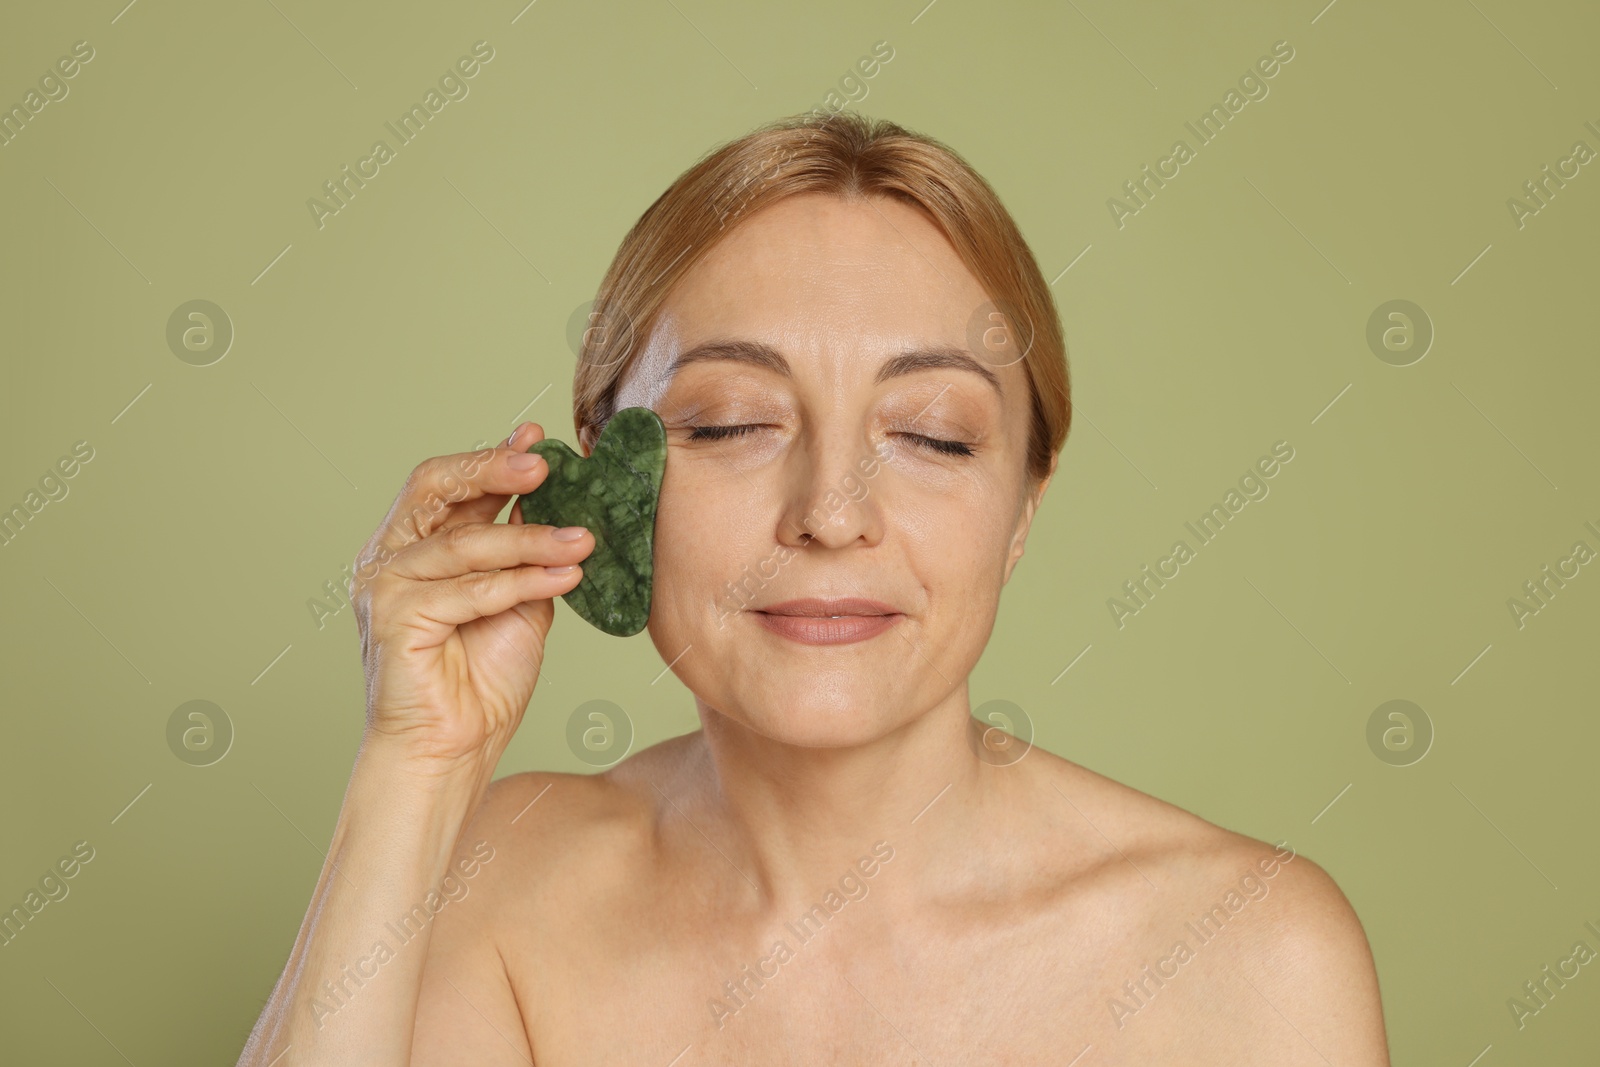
[
  {"x1": 235, "y1": 422, "x2": 586, "y2": 1067},
  {"x1": 350, "y1": 422, "x2": 593, "y2": 776}
]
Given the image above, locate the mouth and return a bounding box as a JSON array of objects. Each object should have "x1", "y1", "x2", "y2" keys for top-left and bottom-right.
[{"x1": 750, "y1": 598, "x2": 904, "y2": 646}]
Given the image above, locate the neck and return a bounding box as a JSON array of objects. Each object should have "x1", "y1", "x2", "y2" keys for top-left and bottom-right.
[{"x1": 676, "y1": 682, "x2": 988, "y2": 910}]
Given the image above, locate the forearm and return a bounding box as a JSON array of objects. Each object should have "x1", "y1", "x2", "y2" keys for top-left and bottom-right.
[{"x1": 236, "y1": 738, "x2": 494, "y2": 1067}]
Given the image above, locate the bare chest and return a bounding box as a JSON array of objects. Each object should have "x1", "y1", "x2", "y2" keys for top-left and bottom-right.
[{"x1": 506, "y1": 893, "x2": 1267, "y2": 1065}]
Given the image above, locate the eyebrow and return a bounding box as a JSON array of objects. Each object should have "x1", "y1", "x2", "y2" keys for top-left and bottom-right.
[{"x1": 668, "y1": 339, "x2": 1002, "y2": 397}]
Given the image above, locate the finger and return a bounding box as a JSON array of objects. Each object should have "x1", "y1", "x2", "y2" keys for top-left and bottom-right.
[
  {"x1": 434, "y1": 423, "x2": 562, "y2": 531},
  {"x1": 371, "y1": 424, "x2": 550, "y2": 546},
  {"x1": 403, "y1": 564, "x2": 585, "y2": 629},
  {"x1": 507, "y1": 426, "x2": 530, "y2": 527},
  {"x1": 387, "y1": 521, "x2": 593, "y2": 582},
  {"x1": 446, "y1": 421, "x2": 545, "y2": 530}
]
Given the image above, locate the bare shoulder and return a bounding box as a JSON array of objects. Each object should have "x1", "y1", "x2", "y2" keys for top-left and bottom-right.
[
  {"x1": 463, "y1": 732, "x2": 699, "y2": 899},
  {"x1": 1024, "y1": 751, "x2": 1390, "y2": 1061},
  {"x1": 1022, "y1": 747, "x2": 1278, "y2": 884},
  {"x1": 410, "y1": 741, "x2": 694, "y2": 1065}
]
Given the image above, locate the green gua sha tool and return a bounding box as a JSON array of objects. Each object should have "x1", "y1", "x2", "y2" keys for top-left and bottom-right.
[{"x1": 515, "y1": 406, "x2": 666, "y2": 637}]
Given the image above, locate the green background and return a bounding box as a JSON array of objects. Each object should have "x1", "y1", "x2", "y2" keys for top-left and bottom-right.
[{"x1": 2, "y1": 0, "x2": 1596, "y2": 1061}]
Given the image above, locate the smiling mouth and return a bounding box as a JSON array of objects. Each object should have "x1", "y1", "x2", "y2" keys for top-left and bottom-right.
[{"x1": 751, "y1": 598, "x2": 904, "y2": 645}]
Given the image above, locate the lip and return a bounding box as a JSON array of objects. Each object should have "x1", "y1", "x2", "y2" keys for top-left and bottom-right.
[{"x1": 751, "y1": 598, "x2": 904, "y2": 646}]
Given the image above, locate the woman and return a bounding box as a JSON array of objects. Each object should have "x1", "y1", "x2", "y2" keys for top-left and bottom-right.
[{"x1": 238, "y1": 112, "x2": 1389, "y2": 1065}]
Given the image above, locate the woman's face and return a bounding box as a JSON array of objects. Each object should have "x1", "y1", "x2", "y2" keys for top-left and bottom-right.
[{"x1": 613, "y1": 191, "x2": 1052, "y2": 748}]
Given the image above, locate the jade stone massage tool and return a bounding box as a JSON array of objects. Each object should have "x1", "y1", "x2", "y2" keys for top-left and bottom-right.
[{"x1": 514, "y1": 406, "x2": 666, "y2": 637}]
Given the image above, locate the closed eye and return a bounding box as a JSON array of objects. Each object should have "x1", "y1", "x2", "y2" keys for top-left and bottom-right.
[
  {"x1": 686, "y1": 423, "x2": 767, "y2": 442},
  {"x1": 897, "y1": 433, "x2": 975, "y2": 457},
  {"x1": 687, "y1": 424, "x2": 975, "y2": 458}
]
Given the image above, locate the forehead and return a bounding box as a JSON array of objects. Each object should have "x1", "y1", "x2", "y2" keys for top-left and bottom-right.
[{"x1": 660, "y1": 192, "x2": 991, "y2": 357}]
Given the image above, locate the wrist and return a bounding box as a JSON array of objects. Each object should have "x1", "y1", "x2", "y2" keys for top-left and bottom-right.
[
  {"x1": 347, "y1": 731, "x2": 497, "y2": 840},
  {"x1": 335, "y1": 736, "x2": 495, "y2": 884},
  {"x1": 355, "y1": 726, "x2": 501, "y2": 790}
]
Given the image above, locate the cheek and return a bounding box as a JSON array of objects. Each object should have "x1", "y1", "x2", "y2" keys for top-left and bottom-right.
[
  {"x1": 650, "y1": 461, "x2": 764, "y2": 614},
  {"x1": 902, "y1": 499, "x2": 1011, "y2": 604},
  {"x1": 645, "y1": 464, "x2": 781, "y2": 702},
  {"x1": 884, "y1": 460, "x2": 1019, "y2": 563}
]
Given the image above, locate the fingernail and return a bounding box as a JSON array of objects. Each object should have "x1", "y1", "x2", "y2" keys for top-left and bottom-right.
[
  {"x1": 547, "y1": 564, "x2": 577, "y2": 574},
  {"x1": 551, "y1": 526, "x2": 587, "y2": 541},
  {"x1": 506, "y1": 425, "x2": 523, "y2": 448},
  {"x1": 508, "y1": 452, "x2": 542, "y2": 470}
]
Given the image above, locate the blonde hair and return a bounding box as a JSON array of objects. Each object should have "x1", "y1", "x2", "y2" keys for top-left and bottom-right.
[{"x1": 573, "y1": 110, "x2": 1070, "y2": 482}]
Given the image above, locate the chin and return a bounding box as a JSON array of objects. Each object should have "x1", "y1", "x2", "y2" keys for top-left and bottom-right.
[
  {"x1": 688, "y1": 647, "x2": 916, "y2": 750},
  {"x1": 718, "y1": 684, "x2": 911, "y2": 749}
]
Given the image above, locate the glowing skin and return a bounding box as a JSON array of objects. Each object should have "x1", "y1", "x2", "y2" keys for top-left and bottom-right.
[
  {"x1": 612, "y1": 309, "x2": 681, "y2": 414},
  {"x1": 613, "y1": 190, "x2": 1046, "y2": 749}
]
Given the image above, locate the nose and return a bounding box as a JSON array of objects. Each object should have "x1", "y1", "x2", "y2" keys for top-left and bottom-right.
[{"x1": 776, "y1": 432, "x2": 885, "y2": 550}]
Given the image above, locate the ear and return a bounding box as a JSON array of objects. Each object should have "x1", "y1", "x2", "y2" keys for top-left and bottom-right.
[{"x1": 1002, "y1": 452, "x2": 1057, "y2": 585}]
